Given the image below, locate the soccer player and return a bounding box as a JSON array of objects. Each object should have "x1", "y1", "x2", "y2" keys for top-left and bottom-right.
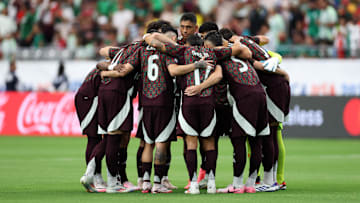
[
  {"x1": 76, "y1": 64, "x2": 107, "y2": 192},
  {"x1": 220, "y1": 28, "x2": 290, "y2": 191},
  {"x1": 198, "y1": 21, "x2": 232, "y2": 189},
  {"x1": 126, "y1": 27, "x2": 193, "y2": 193},
  {"x1": 89, "y1": 43, "x2": 142, "y2": 193},
  {"x1": 144, "y1": 32, "x2": 251, "y2": 194},
  {"x1": 201, "y1": 31, "x2": 269, "y2": 194},
  {"x1": 178, "y1": 13, "x2": 198, "y2": 45}
]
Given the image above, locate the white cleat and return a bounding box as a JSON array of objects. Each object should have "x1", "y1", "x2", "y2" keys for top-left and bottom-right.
[
  {"x1": 151, "y1": 184, "x2": 173, "y2": 193},
  {"x1": 255, "y1": 183, "x2": 277, "y2": 192},
  {"x1": 142, "y1": 181, "x2": 152, "y2": 193},
  {"x1": 93, "y1": 174, "x2": 107, "y2": 191},
  {"x1": 207, "y1": 179, "x2": 216, "y2": 194},
  {"x1": 184, "y1": 182, "x2": 200, "y2": 194},
  {"x1": 80, "y1": 175, "x2": 97, "y2": 193},
  {"x1": 106, "y1": 184, "x2": 129, "y2": 193},
  {"x1": 123, "y1": 181, "x2": 140, "y2": 191},
  {"x1": 161, "y1": 178, "x2": 178, "y2": 190}
]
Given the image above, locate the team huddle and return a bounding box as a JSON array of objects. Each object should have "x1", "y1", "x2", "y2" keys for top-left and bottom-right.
[{"x1": 75, "y1": 12, "x2": 290, "y2": 194}]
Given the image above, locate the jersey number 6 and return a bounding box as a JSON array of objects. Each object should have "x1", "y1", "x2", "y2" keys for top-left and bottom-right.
[{"x1": 148, "y1": 55, "x2": 159, "y2": 81}]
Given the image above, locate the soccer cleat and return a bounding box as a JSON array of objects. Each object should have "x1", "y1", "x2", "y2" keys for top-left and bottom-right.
[
  {"x1": 80, "y1": 175, "x2": 97, "y2": 193},
  {"x1": 244, "y1": 186, "x2": 256, "y2": 193},
  {"x1": 106, "y1": 184, "x2": 129, "y2": 193},
  {"x1": 123, "y1": 181, "x2": 140, "y2": 191},
  {"x1": 142, "y1": 181, "x2": 152, "y2": 193},
  {"x1": 255, "y1": 176, "x2": 261, "y2": 185},
  {"x1": 216, "y1": 184, "x2": 245, "y2": 194},
  {"x1": 161, "y1": 178, "x2": 178, "y2": 190},
  {"x1": 272, "y1": 182, "x2": 280, "y2": 191},
  {"x1": 279, "y1": 181, "x2": 287, "y2": 190},
  {"x1": 184, "y1": 180, "x2": 191, "y2": 189},
  {"x1": 93, "y1": 174, "x2": 107, "y2": 190},
  {"x1": 197, "y1": 168, "x2": 206, "y2": 183},
  {"x1": 199, "y1": 177, "x2": 208, "y2": 189},
  {"x1": 184, "y1": 182, "x2": 200, "y2": 194},
  {"x1": 206, "y1": 179, "x2": 216, "y2": 194},
  {"x1": 255, "y1": 183, "x2": 277, "y2": 192},
  {"x1": 151, "y1": 184, "x2": 173, "y2": 194}
]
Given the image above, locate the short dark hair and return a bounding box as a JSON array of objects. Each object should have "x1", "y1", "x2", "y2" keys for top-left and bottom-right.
[
  {"x1": 180, "y1": 12, "x2": 197, "y2": 24},
  {"x1": 204, "y1": 31, "x2": 223, "y2": 46},
  {"x1": 147, "y1": 20, "x2": 171, "y2": 32},
  {"x1": 199, "y1": 22, "x2": 219, "y2": 34},
  {"x1": 219, "y1": 28, "x2": 235, "y2": 41},
  {"x1": 186, "y1": 34, "x2": 203, "y2": 46},
  {"x1": 161, "y1": 24, "x2": 178, "y2": 38}
]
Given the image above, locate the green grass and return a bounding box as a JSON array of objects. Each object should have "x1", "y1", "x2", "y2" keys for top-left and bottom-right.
[{"x1": 0, "y1": 136, "x2": 359, "y2": 203}]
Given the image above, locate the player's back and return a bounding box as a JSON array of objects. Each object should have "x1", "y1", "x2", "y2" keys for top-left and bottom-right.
[
  {"x1": 99, "y1": 42, "x2": 143, "y2": 93},
  {"x1": 136, "y1": 45, "x2": 177, "y2": 107},
  {"x1": 77, "y1": 68, "x2": 101, "y2": 98},
  {"x1": 221, "y1": 56, "x2": 261, "y2": 98}
]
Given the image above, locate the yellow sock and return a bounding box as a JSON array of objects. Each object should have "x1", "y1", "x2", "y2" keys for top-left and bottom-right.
[{"x1": 277, "y1": 124, "x2": 286, "y2": 183}]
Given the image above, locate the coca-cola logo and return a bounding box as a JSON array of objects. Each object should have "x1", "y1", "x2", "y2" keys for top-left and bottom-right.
[
  {"x1": 17, "y1": 93, "x2": 81, "y2": 135},
  {"x1": 0, "y1": 93, "x2": 9, "y2": 132}
]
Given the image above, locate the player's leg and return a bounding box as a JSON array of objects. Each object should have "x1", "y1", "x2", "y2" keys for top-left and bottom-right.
[
  {"x1": 277, "y1": 124, "x2": 286, "y2": 189},
  {"x1": 136, "y1": 140, "x2": 145, "y2": 188},
  {"x1": 90, "y1": 135, "x2": 107, "y2": 190},
  {"x1": 245, "y1": 136, "x2": 262, "y2": 193},
  {"x1": 200, "y1": 136, "x2": 217, "y2": 194},
  {"x1": 184, "y1": 135, "x2": 200, "y2": 194},
  {"x1": 141, "y1": 142, "x2": 154, "y2": 193},
  {"x1": 118, "y1": 132, "x2": 138, "y2": 190},
  {"x1": 272, "y1": 123, "x2": 280, "y2": 190},
  {"x1": 85, "y1": 136, "x2": 101, "y2": 164},
  {"x1": 162, "y1": 142, "x2": 178, "y2": 189},
  {"x1": 152, "y1": 142, "x2": 172, "y2": 193},
  {"x1": 105, "y1": 133, "x2": 124, "y2": 193}
]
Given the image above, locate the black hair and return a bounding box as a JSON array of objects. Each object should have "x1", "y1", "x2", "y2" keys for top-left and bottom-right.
[
  {"x1": 186, "y1": 34, "x2": 203, "y2": 46},
  {"x1": 146, "y1": 20, "x2": 171, "y2": 33},
  {"x1": 199, "y1": 22, "x2": 219, "y2": 34},
  {"x1": 161, "y1": 24, "x2": 178, "y2": 38},
  {"x1": 219, "y1": 28, "x2": 235, "y2": 41},
  {"x1": 180, "y1": 12, "x2": 197, "y2": 24},
  {"x1": 204, "y1": 31, "x2": 223, "y2": 46}
]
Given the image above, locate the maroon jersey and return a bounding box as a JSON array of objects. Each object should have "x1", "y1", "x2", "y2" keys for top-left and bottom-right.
[
  {"x1": 99, "y1": 42, "x2": 143, "y2": 93},
  {"x1": 127, "y1": 45, "x2": 177, "y2": 107},
  {"x1": 177, "y1": 36, "x2": 186, "y2": 45},
  {"x1": 214, "y1": 79, "x2": 229, "y2": 105},
  {"x1": 239, "y1": 37, "x2": 286, "y2": 87},
  {"x1": 221, "y1": 57, "x2": 260, "y2": 99},
  {"x1": 164, "y1": 43, "x2": 232, "y2": 106},
  {"x1": 77, "y1": 68, "x2": 101, "y2": 98}
]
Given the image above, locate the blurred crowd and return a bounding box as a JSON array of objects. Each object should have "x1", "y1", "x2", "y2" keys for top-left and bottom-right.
[{"x1": 0, "y1": 0, "x2": 360, "y2": 59}]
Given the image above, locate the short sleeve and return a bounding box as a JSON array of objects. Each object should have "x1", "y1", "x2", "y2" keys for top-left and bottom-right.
[
  {"x1": 164, "y1": 43, "x2": 186, "y2": 57},
  {"x1": 213, "y1": 48, "x2": 232, "y2": 61},
  {"x1": 164, "y1": 55, "x2": 178, "y2": 67},
  {"x1": 109, "y1": 48, "x2": 121, "y2": 59}
]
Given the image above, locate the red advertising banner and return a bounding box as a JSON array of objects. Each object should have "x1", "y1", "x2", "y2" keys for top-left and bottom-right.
[{"x1": 0, "y1": 92, "x2": 139, "y2": 137}]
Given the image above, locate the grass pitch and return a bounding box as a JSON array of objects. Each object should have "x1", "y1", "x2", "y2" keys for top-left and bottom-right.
[{"x1": 0, "y1": 136, "x2": 359, "y2": 203}]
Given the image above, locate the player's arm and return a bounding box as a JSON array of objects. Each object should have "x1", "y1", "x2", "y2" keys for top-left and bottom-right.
[
  {"x1": 99, "y1": 46, "x2": 120, "y2": 58},
  {"x1": 96, "y1": 61, "x2": 111, "y2": 70},
  {"x1": 143, "y1": 33, "x2": 176, "y2": 52},
  {"x1": 231, "y1": 41, "x2": 252, "y2": 59},
  {"x1": 255, "y1": 35, "x2": 270, "y2": 45},
  {"x1": 252, "y1": 60, "x2": 290, "y2": 82},
  {"x1": 184, "y1": 65, "x2": 223, "y2": 96},
  {"x1": 168, "y1": 59, "x2": 214, "y2": 77},
  {"x1": 100, "y1": 63, "x2": 135, "y2": 78}
]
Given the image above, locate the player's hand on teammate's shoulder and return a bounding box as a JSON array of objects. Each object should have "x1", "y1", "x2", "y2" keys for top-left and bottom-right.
[{"x1": 96, "y1": 61, "x2": 110, "y2": 70}]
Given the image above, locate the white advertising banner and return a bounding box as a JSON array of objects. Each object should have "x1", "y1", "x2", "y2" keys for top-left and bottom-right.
[{"x1": 1, "y1": 59, "x2": 360, "y2": 96}]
